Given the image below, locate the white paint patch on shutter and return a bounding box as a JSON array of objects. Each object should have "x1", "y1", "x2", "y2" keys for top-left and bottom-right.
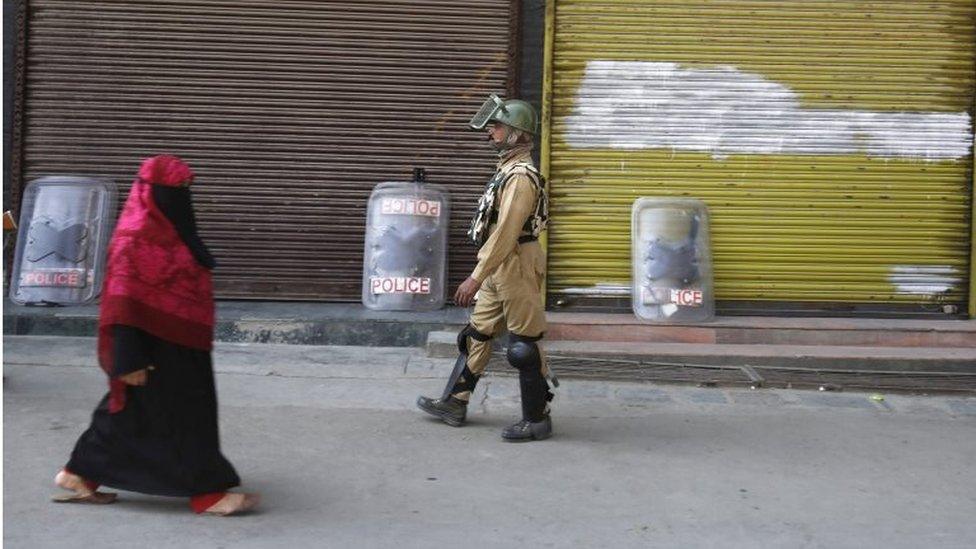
[
  {"x1": 564, "y1": 61, "x2": 973, "y2": 161},
  {"x1": 888, "y1": 265, "x2": 963, "y2": 295}
]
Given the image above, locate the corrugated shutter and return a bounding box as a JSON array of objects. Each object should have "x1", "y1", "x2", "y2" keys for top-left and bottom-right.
[
  {"x1": 546, "y1": 0, "x2": 975, "y2": 312},
  {"x1": 21, "y1": 0, "x2": 516, "y2": 300}
]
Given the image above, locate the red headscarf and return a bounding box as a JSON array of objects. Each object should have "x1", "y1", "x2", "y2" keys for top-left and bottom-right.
[{"x1": 98, "y1": 155, "x2": 214, "y2": 412}]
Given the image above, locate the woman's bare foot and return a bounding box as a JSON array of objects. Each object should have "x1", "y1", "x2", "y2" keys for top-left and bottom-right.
[
  {"x1": 203, "y1": 492, "x2": 260, "y2": 516},
  {"x1": 52, "y1": 470, "x2": 117, "y2": 504}
]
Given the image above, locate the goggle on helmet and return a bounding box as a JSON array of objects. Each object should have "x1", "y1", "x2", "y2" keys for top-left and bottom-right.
[{"x1": 468, "y1": 94, "x2": 538, "y2": 135}]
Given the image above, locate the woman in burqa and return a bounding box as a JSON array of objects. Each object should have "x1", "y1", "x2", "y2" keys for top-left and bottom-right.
[{"x1": 53, "y1": 155, "x2": 259, "y2": 516}]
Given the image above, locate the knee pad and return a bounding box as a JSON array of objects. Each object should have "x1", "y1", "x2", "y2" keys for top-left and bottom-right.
[
  {"x1": 457, "y1": 325, "x2": 491, "y2": 355},
  {"x1": 506, "y1": 333, "x2": 543, "y2": 371}
]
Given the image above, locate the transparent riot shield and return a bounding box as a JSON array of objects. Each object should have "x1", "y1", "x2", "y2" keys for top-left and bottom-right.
[
  {"x1": 9, "y1": 176, "x2": 117, "y2": 305},
  {"x1": 632, "y1": 198, "x2": 714, "y2": 322},
  {"x1": 362, "y1": 173, "x2": 449, "y2": 311}
]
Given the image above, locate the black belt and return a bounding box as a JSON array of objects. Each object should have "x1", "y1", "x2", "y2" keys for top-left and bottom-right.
[{"x1": 518, "y1": 235, "x2": 538, "y2": 244}]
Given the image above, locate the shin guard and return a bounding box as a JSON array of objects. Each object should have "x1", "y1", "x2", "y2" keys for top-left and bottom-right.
[
  {"x1": 506, "y1": 333, "x2": 553, "y2": 422},
  {"x1": 441, "y1": 325, "x2": 491, "y2": 400}
]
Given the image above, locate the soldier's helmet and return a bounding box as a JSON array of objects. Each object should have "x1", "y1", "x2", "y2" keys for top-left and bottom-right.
[{"x1": 468, "y1": 94, "x2": 538, "y2": 135}]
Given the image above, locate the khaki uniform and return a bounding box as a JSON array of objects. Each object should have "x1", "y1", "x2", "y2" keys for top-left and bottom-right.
[{"x1": 455, "y1": 145, "x2": 547, "y2": 401}]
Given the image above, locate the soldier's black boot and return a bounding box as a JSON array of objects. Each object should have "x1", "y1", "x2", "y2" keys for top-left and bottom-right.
[
  {"x1": 416, "y1": 395, "x2": 468, "y2": 427},
  {"x1": 417, "y1": 326, "x2": 488, "y2": 428},
  {"x1": 501, "y1": 415, "x2": 553, "y2": 442},
  {"x1": 503, "y1": 333, "x2": 555, "y2": 442}
]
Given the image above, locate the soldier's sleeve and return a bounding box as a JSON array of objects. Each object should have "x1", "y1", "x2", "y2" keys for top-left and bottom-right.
[{"x1": 470, "y1": 173, "x2": 537, "y2": 282}]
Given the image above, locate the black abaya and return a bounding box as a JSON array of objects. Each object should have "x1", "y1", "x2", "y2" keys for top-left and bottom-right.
[{"x1": 66, "y1": 326, "x2": 240, "y2": 497}]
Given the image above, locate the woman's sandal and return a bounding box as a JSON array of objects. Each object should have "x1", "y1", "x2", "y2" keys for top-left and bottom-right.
[
  {"x1": 52, "y1": 470, "x2": 117, "y2": 504},
  {"x1": 203, "y1": 493, "x2": 261, "y2": 516}
]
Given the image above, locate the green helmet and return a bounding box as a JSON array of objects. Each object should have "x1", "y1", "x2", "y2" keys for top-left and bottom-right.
[{"x1": 468, "y1": 94, "x2": 538, "y2": 135}]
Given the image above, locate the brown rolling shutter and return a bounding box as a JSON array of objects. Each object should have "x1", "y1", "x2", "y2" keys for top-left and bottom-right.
[{"x1": 20, "y1": 0, "x2": 517, "y2": 300}]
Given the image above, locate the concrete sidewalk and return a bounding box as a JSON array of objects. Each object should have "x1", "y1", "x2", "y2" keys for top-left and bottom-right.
[
  {"x1": 4, "y1": 336, "x2": 976, "y2": 548},
  {"x1": 3, "y1": 300, "x2": 471, "y2": 346}
]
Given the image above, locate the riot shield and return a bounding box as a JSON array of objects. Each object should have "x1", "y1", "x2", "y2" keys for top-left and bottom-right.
[
  {"x1": 9, "y1": 176, "x2": 117, "y2": 305},
  {"x1": 362, "y1": 176, "x2": 449, "y2": 311},
  {"x1": 631, "y1": 198, "x2": 714, "y2": 322}
]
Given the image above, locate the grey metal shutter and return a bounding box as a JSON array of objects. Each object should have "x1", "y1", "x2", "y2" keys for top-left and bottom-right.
[{"x1": 20, "y1": 0, "x2": 517, "y2": 300}]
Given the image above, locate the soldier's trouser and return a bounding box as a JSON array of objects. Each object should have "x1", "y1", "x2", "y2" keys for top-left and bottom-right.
[{"x1": 449, "y1": 268, "x2": 549, "y2": 411}]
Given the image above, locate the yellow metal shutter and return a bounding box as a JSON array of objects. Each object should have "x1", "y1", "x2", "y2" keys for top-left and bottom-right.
[
  {"x1": 20, "y1": 0, "x2": 516, "y2": 300},
  {"x1": 545, "y1": 0, "x2": 976, "y2": 314}
]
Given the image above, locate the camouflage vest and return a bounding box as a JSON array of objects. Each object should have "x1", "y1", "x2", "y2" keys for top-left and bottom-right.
[{"x1": 467, "y1": 162, "x2": 549, "y2": 248}]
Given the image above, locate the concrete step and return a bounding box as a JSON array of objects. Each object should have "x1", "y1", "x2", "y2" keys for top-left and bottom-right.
[
  {"x1": 546, "y1": 312, "x2": 976, "y2": 348},
  {"x1": 7, "y1": 300, "x2": 976, "y2": 354},
  {"x1": 541, "y1": 341, "x2": 976, "y2": 393},
  {"x1": 426, "y1": 330, "x2": 976, "y2": 393},
  {"x1": 428, "y1": 331, "x2": 976, "y2": 372},
  {"x1": 543, "y1": 340, "x2": 976, "y2": 372}
]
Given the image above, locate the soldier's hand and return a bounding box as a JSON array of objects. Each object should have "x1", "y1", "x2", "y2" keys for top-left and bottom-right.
[
  {"x1": 118, "y1": 368, "x2": 149, "y2": 386},
  {"x1": 454, "y1": 277, "x2": 481, "y2": 308}
]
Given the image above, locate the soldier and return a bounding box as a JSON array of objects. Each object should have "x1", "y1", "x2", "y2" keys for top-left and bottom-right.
[{"x1": 417, "y1": 94, "x2": 554, "y2": 442}]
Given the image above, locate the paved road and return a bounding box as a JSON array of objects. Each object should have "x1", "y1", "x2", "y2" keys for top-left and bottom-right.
[{"x1": 4, "y1": 336, "x2": 976, "y2": 548}]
